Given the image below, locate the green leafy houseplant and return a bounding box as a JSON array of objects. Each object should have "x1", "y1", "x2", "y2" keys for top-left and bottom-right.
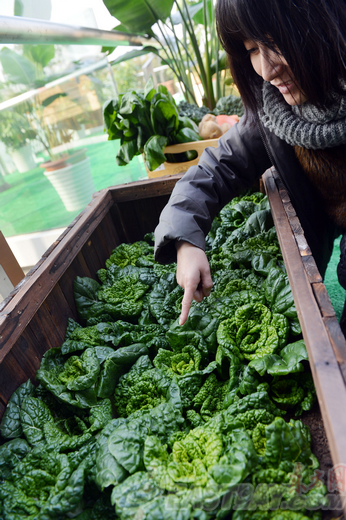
[
  {"x1": 102, "y1": 0, "x2": 229, "y2": 109},
  {"x1": 103, "y1": 77, "x2": 201, "y2": 171},
  {"x1": 0, "y1": 107, "x2": 37, "y2": 152},
  {"x1": 0, "y1": 45, "x2": 72, "y2": 162}
]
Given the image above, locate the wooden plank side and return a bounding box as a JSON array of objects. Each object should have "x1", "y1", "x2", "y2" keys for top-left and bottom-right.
[
  {"x1": 109, "y1": 204, "x2": 128, "y2": 245},
  {"x1": 57, "y1": 251, "x2": 92, "y2": 323},
  {"x1": 93, "y1": 212, "x2": 121, "y2": 263},
  {"x1": 25, "y1": 321, "x2": 52, "y2": 360},
  {"x1": 111, "y1": 195, "x2": 171, "y2": 245},
  {"x1": 111, "y1": 200, "x2": 143, "y2": 244},
  {"x1": 263, "y1": 168, "x2": 346, "y2": 484},
  {"x1": 302, "y1": 256, "x2": 323, "y2": 284},
  {"x1": 79, "y1": 238, "x2": 105, "y2": 281},
  {"x1": 131, "y1": 197, "x2": 164, "y2": 239},
  {"x1": 42, "y1": 284, "x2": 76, "y2": 338},
  {"x1": 323, "y1": 316, "x2": 346, "y2": 370},
  {"x1": 312, "y1": 282, "x2": 336, "y2": 318},
  {"x1": 109, "y1": 174, "x2": 182, "y2": 203},
  {"x1": 26, "y1": 304, "x2": 65, "y2": 352},
  {"x1": 98, "y1": 210, "x2": 122, "y2": 252},
  {"x1": 0, "y1": 343, "x2": 39, "y2": 405},
  {"x1": 0, "y1": 190, "x2": 112, "y2": 353}
]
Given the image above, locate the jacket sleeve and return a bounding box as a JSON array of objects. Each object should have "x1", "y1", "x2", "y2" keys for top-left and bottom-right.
[{"x1": 154, "y1": 116, "x2": 271, "y2": 264}]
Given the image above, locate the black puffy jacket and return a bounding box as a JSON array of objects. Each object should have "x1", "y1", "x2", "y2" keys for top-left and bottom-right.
[{"x1": 154, "y1": 115, "x2": 338, "y2": 276}]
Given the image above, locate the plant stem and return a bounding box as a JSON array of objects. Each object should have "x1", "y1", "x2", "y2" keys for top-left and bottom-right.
[
  {"x1": 177, "y1": 0, "x2": 214, "y2": 108},
  {"x1": 202, "y1": 0, "x2": 216, "y2": 109}
]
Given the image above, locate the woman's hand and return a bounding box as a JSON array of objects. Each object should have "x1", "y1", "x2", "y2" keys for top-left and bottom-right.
[{"x1": 175, "y1": 241, "x2": 213, "y2": 325}]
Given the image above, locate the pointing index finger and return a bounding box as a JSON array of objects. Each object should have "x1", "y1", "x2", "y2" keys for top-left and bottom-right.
[{"x1": 179, "y1": 285, "x2": 195, "y2": 325}]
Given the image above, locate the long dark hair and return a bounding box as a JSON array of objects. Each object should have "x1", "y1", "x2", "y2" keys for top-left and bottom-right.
[{"x1": 216, "y1": 0, "x2": 346, "y2": 114}]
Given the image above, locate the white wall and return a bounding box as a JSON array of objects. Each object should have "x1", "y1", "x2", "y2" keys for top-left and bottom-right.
[{"x1": 7, "y1": 227, "x2": 66, "y2": 270}]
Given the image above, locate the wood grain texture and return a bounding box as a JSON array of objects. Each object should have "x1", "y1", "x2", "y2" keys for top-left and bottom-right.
[
  {"x1": 0, "y1": 347, "x2": 36, "y2": 404},
  {"x1": 263, "y1": 168, "x2": 346, "y2": 498},
  {"x1": 93, "y1": 213, "x2": 120, "y2": 263},
  {"x1": 323, "y1": 316, "x2": 346, "y2": 369},
  {"x1": 302, "y1": 256, "x2": 323, "y2": 284},
  {"x1": 312, "y1": 282, "x2": 336, "y2": 318},
  {"x1": 79, "y1": 238, "x2": 105, "y2": 281},
  {"x1": 112, "y1": 200, "x2": 143, "y2": 244},
  {"x1": 282, "y1": 200, "x2": 297, "y2": 218},
  {"x1": 98, "y1": 211, "x2": 122, "y2": 253},
  {"x1": 109, "y1": 174, "x2": 182, "y2": 203},
  {"x1": 43, "y1": 285, "x2": 76, "y2": 334},
  {"x1": 109, "y1": 204, "x2": 128, "y2": 245},
  {"x1": 294, "y1": 234, "x2": 312, "y2": 256},
  {"x1": 287, "y1": 215, "x2": 304, "y2": 236},
  {"x1": 57, "y1": 251, "x2": 92, "y2": 323}
]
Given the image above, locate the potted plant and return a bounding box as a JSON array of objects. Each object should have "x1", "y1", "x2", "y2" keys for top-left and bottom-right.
[
  {"x1": 39, "y1": 150, "x2": 95, "y2": 212},
  {"x1": 0, "y1": 108, "x2": 37, "y2": 173},
  {"x1": 0, "y1": 46, "x2": 96, "y2": 212}
]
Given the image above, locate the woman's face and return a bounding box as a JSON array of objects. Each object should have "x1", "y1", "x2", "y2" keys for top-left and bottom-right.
[{"x1": 244, "y1": 40, "x2": 307, "y2": 105}]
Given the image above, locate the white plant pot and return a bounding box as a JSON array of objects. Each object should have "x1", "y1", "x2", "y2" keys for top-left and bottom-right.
[
  {"x1": 10, "y1": 145, "x2": 36, "y2": 173},
  {"x1": 44, "y1": 157, "x2": 95, "y2": 212}
]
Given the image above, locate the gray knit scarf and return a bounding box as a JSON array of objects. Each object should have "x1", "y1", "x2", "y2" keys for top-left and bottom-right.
[{"x1": 259, "y1": 81, "x2": 346, "y2": 149}]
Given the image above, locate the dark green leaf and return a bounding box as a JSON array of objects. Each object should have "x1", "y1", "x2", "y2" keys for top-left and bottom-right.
[
  {"x1": 102, "y1": 0, "x2": 174, "y2": 34},
  {"x1": 0, "y1": 379, "x2": 35, "y2": 439},
  {"x1": 97, "y1": 343, "x2": 148, "y2": 398},
  {"x1": 143, "y1": 134, "x2": 168, "y2": 171},
  {"x1": 42, "y1": 92, "x2": 67, "y2": 107}
]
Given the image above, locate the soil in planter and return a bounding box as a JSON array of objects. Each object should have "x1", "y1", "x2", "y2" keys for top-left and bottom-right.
[{"x1": 301, "y1": 401, "x2": 345, "y2": 519}]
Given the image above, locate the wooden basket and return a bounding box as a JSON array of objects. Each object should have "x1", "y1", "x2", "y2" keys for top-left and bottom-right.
[{"x1": 144, "y1": 138, "x2": 219, "y2": 178}]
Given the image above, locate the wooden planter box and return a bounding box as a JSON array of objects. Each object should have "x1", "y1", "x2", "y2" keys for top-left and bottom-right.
[{"x1": 1, "y1": 168, "x2": 346, "y2": 512}]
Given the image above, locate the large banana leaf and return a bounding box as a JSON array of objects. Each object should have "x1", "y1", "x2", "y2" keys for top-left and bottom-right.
[
  {"x1": 170, "y1": 2, "x2": 203, "y2": 24},
  {"x1": 23, "y1": 45, "x2": 55, "y2": 69},
  {"x1": 192, "y1": 0, "x2": 213, "y2": 25},
  {"x1": 102, "y1": 0, "x2": 174, "y2": 34},
  {"x1": 106, "y1": 47, "x2": 159, "y2": 63},
  {"x1": 0, "y1": 47, "x2": 38, "y2": 85},
  {"x1": 14, "y1": 0, "x2": 24, "y2": 15},
  {"x1": 170, "y1": 0, "x2": 213, "y2": 25}
]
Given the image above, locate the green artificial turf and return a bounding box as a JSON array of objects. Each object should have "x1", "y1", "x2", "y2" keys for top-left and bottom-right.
[
  {"x1": 0, "y1": 139, "x2": 147, "y2": 237},
  {"x1": 323, "y1": 235, "x2": 346, "y2": 321}
]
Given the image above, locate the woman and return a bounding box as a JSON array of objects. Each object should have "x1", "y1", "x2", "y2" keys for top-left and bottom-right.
[{"x1": 154, "y1": 0, "x2": 346, "y2": 327}]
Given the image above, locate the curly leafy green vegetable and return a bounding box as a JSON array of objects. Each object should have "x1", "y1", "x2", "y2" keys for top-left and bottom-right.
[
  {"x1": 105, "y1": 241, "x2": 153, "y2": 269},
  {"x1": 0, "y1": 379, "x2": 35, "y2": 439},
  {"x1": 36, "y1": 343, "x2": 148, "y2": 409},
  {"x1": 149, "y1": 273, "x2": 183, "y2": 326},
  {"x1": 167, "y1": 308, "x2": 219, "y2": 357},
  {"x1": 0, "y1": 439, "x2": 96, "y2": 519},
  {"x1": 249, "y1": 339, "x2": 308, "y2": 376},
  {"x1": 1, "y1": 189, "x2": 324, "y2": 520},
  {"x1": 264, "y1": 266, "x2": 302, "y2": 335},
  {"x1": 74, "y1": 272, "x2": 150, "y2": 324},
  {"x1": 217, "y1": 302, "x2": 289, "y2": 361},
  {"x1": 114, "y1": 356, "x2": 181, "y2": 417}
]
